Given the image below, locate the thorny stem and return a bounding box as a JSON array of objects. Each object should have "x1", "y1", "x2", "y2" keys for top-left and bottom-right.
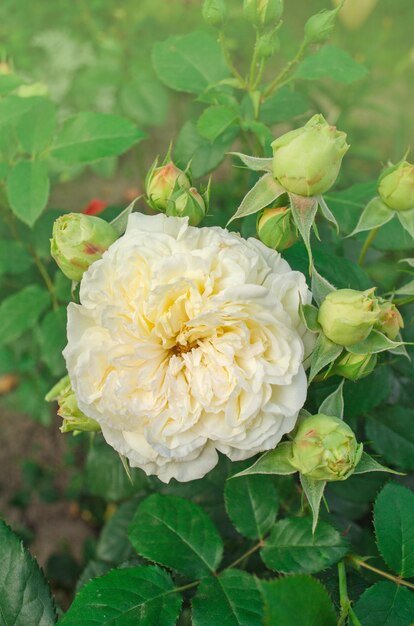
[
  {"x1": 349, "y1": 556, "x2": 414, "y2": 591},
  {"x1": 249, "y1": 30, "x2": 261, "y2": 89},
  {"x1": 337, "y1": 562, "x2": 362, "y2": 626},
  {"x1": 218, "y1": 32, "x2": 246, "y2": 86},
  {"x1": 357, "y1": 227, "x2": 379, "y2": 266},
  {"x1": 263, "y1": 40, "x2": 307, "y2": 99}
]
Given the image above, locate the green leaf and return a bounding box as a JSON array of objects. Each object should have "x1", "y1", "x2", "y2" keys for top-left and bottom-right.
[
  {"x1": 366, "y1": 407, "x2": 414, "y2": 470},
  {"x1": 344, "y1": 365, "x2": 393, "y2": 418},
  {"x1": 354, "y1": 581, "x2": 414, "y2": 626},
  {"x1": 129, "y1": 494, "x2": 223, "y2": 578},
  {"x1": 0, "y1": 285, "x2": 49, "y2": 346},
  {"x1": 96, "y1": 499, "x2": 139, "y2": 565},
  {"x1": 394, "y1": 279, "x2": 414, "y2": 296},
  {"x1": 86, "y1": 436, "x2": 145, "y2": 502},
  {"x1": 261, "y1": 575, "x2": 336, "y2": 626},
  {"x1": 16, "y1": 97, "x2": 56, "y2": 154},
  {"x1": 120, "y1": 75, "x2": 169, "y2": 127},
  {"x1": 192, "y1": 570, "x2": 264, "y2": 626},
  {"x1": 0, "y1": 95, "x2": 41, "y2": 129},
  {"x1": 152, "y1": 31, "x2": 230, "y2": 94},
  {"x1": 348, "y1": 197, "x2": 394, "y2": 236},
  {"x1": 301, "y1": 304, "x2": 320, "y2": 333},
  {"x1": 319, "y1": 381, "x2": 344, "y2": 419},
  {"x1": 318, "y1": 196, "x2": 339, "y2": 232},
  {"x1": 295, "y1": 45, "x2": 368, "y2": 84},
  {"x1": 228, "y1": 173, "x2": 286, "y2": 223},
  {"x1": 59, "y1": 566, "x2": 182, "y2": 626},
  {"x1": 374, "y1": 216, "x2": 414, "y2": 251},
  {"x1": 0, "y1": 520, "x2": 56, "y2": 626},
  {"x1": 289, "y1": 193, "x2": 319, "y2": 270},
  {"x1": 51, "y1": 112, "x2": 144, "y2": 163},
  {"x1": 397, "y1": 207, "x2": 414, "y2": 241},
  {"x1": 37, "y1": 307, "x2": 67, "y2": 375},
  {"x1": 7, "y1": 160, "x2": 50, "y2": 226},
  {"x1": 311, "y1": 267, "x2": 336, "y2": 307},
  {"x1": 0, "y1": 74, "x2": 23, "y2": 95},
  {"x1": 197, "y1": 105, "x2": 238, "y2": 142},
  {"x1": 0, "y1": 240, "x2": 33, "y2": 275},
  {"x1": 300, "y1": 475, "x2": 327, "y2": 533},
  {"x1": 347, "y1": 330, "x2": 402, "y2": 355},
  {"x1": 309, "y1": 334, "x2": 343, "y2": 382},
  {"x1": 353, "y1": 452, "x2": 403, "y2": 476},
  {"x1": 260, "y1": 87, "x2": 310, "y2": 126},
  {"x1": 374, "y1": 483, "x2": 414, "y2": 578},
  {"x1": 261, "y1": 517, "x2": 348, "y2": 574},
  {"x1": 232, "y1": 443, "x2": 296, "y2": 477},
  {"x1": 224, "y1": 474, "x2": 278, "y2": 540},
  {"x1": 174, "y1": 120, "x2": 236, "y2": 178}
]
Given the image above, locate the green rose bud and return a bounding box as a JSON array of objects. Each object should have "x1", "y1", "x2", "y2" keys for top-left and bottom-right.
[
  {"x1": 318, "y1": 288, "x2": 380, "y2": 346},
  {"x1": 376, "y1": 301, "x2": 404, "y2": 339},
  {"x1": 256, "y1": 32, "x2": 280, "y2": 59},
  {"x1": 46, "y1": 376, "x2": 100, "y2": 434},
  {"x1": 51, "y1": 213, "x2": 118, "y2": 282},
  {"x1": 146, "y1": 161, "x2": 190, "y2": 212},
  {"x1": 272, "y1": 114, "x2": 349, "y2": 196},
  {"x1": 378, "y1": 160, "x2": 414, "y2": 212},
  {"x1": 166, "y1": 187, "x2": 207, "y2": 226},
  {"x1": 331, "y1": 352, "x2": 377, "y2": 381},
  {"x1": 304, "y1": 8, "x2": 340, "y2": 45},
  {"x1": 257, "y1": 206, "x2": 298, "y2": 251},
  {"x1": 243, "y1": 0, "x2": 283, "y2": 28},
  {"x1": 202, "y1": 0, "x2": 227, "y2": 27},
  {"x1": 290, "y1": 413, "x2": 363, "y2": 481}
]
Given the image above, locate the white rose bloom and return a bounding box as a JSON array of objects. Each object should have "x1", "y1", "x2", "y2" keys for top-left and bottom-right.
[{"x1": 64, "y1": 213, "x2": 313, "y2": 483}]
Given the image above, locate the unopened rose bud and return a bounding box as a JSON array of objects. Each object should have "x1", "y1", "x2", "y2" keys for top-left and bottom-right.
[
  {"x1": 257, "y1": 206, "x2": 298, "y2": 251},
  {"x1": 46, "y1": 376, "x2": 100, "y2": 434},
  {"x1": 376, "y1": 301, "x2": 404, "y2": 339},
  {"x1": 202, "y1": 0, "x2": 227, "y2": 27},
  {"x1": 331, "y1": 352, "x2": 377, "y2": 381},
  {"x1": 290, "y1": 413, "x2": 363, "y2": 481},
  {"x1": 378, "y1": 161, "x2": 414, "y2": 212},
  {"x1": 146, "y1": 161, "x2": 190, "y2": 212},
  {"x1": 318, "y1": 288, "x2": 380, "y2": 346},
  {"x1": 243, "y1": 0, "x2": 283, "y2": 28},
  {"x1": 51, "y1": 213, "x2": 118, "y2": 282},
  {"x1": 256, "y1": 32, "x2": 280, "y2": 59},
  {"x1": 304, "y1": 8, "x2": 340, "y2": 45},
  {"x1": 272, "y1": 114, "x2": 349, "y2": 196},
  {"x1": 167, "y1": 187, "x2": 206, "y2": 226}
]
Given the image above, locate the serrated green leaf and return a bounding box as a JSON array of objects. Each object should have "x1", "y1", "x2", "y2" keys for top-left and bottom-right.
[
  {"x1": 51, "y1": 112, "x2": 144, "y2": 163},
  {"x1": 16, "y1": 97, "x2": 56, "y2": 154},
  {"x1": 0, "y1": 240, "x2": 33, "y2": 275},
  {"x1": 309, "y1": 334, "x2": 343, "y2": 382},
  {"x1": 175, "y1": 120, "x2": 236, "y2": 178},
  {"x1": 354, "y1": 581, "x2": 414, "y2": 626},
  {"x1": 261, "y1": 517, "x2": 348, "y2": 574},
  {"x1": 224, "y1": 474, "x2": 278, "y2": 540},
  {"x1": 300, "y1": 475, "x2": 327, "y2": 533},
  {"x1": 344, "y1": 365, "x2": 393, "y2": 418},
  {"x1": 7, "y1": 160, "x2": 50, "y2": 226},
  {"x1": 0, "y1": 520, "x2": 56, "y2": 626},
  {"x1": 37, "y1": 307, "x2": 67, "y2": 375},
  {"x1": 232, "y1": 443, "x2": 296, "y2": 478},
  {"x1": 129, "y1": 494, "x2": 223, "y2": 578},
  {"x1": 261, "y1": 575, "x2": 336, "y2": 626},
  {"x1": 60, "y1": 566, "x2": 182, "y2": 626},
  {"x1": 192, "y1": 570, "x2": 264, "y2": 626},
  {"x1": 120, "y1": 75, "x2": 169, "y2": 127},
  {"x1": 152, "y1": 31, "x2": 230, "y2": 94},
  {"x1": 366, "y1": 407, "x2": 414, "y2": 470},
  {"x1": 197, "y1": 105, "x2": 238, "y2": 142},
  {"x1": 86, "y1": 436, "x2": 146, "y2": 502},
  {"x1": 260, "y1": 87, "x2": 310, "y2": 126},
  {"x1": 0, "y1": 95, "x2": 40, "y2": 129},
  {"x1": 374, "y1": 483, "x2": 414, "y2": 577},
  {"x1": 0, "y1": 285, "x2": 49, "y2": 346},
  {"x1": 96, "y1": 499, "x2": 139, "y2": 565},
  {"x1": 228, "y1": 173, "x2": 285, "y2": 223},
  {"x1": 319, "y1": 381, "x2": 344, "y2": 419},
  {"x1": 348, "y1": 196, "x2": 394, "y2": 236},
  {"x1": 295, "y1": 45, "x2": 368, "y2": 84}
]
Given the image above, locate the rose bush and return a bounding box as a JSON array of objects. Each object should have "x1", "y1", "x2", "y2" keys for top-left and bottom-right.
[{"x1": 64, "y1": 212, "x2": 312, "y2": 482}]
